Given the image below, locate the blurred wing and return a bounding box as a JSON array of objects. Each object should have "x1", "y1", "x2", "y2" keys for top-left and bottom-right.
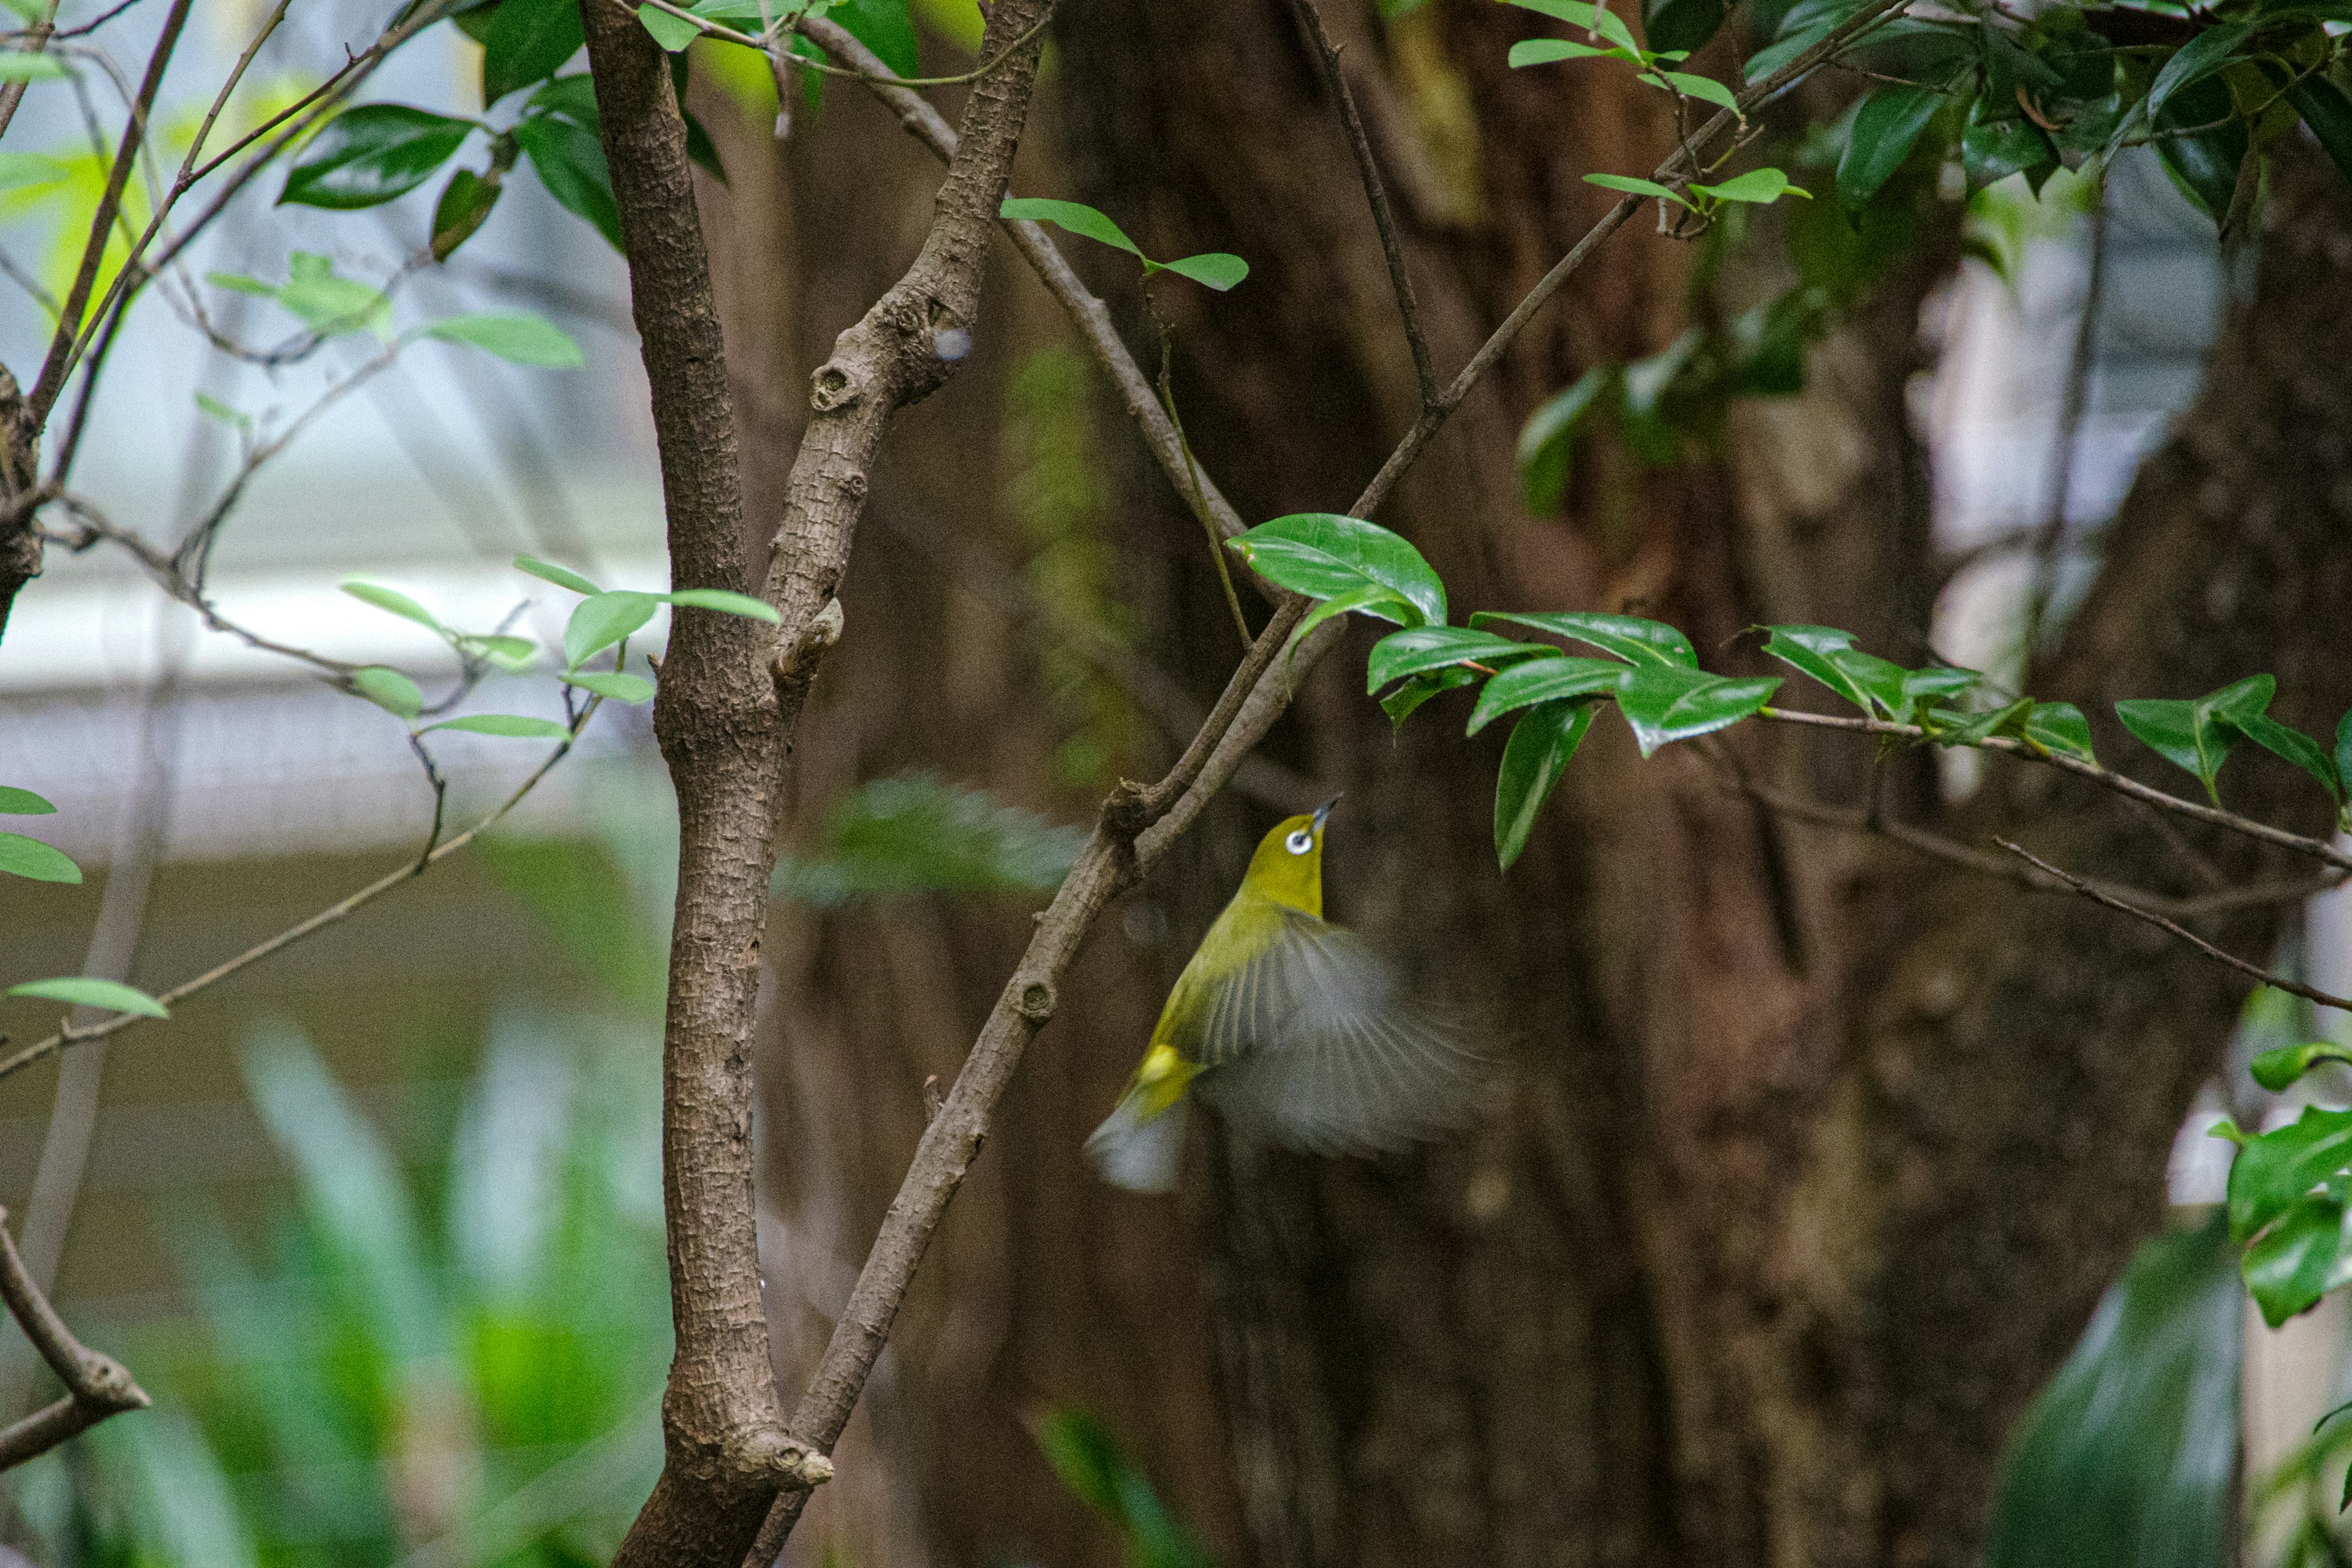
[
  {"x1": 1085, "y1": 1088, "x2": 1191, "y2": 1194},
  {"x1": 1188, "y1": 911, "x2": 1493, "y2": 1156}
]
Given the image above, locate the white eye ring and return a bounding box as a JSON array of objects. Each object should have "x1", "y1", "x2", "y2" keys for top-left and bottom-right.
[{"x1": 1285, "y1": 827, "x2": 1314, "y2": 855}]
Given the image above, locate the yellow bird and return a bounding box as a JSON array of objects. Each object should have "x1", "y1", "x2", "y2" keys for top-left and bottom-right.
[{"x1": 1085, "y1": 800, "x2": 1493, "y2": 1192}]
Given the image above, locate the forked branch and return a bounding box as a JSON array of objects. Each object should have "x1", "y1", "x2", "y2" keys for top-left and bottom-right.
[{"x1": 0, "y1": 1205, "x2": 148, "y2": 1471}]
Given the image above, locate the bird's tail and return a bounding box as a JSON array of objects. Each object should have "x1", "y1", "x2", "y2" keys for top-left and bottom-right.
[{"x1": 1084, "y1": 1088, "x2": 1191, "y2": 1194}]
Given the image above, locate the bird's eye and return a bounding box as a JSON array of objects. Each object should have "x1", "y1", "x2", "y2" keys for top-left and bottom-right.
[{"x1": 1285, "y1": 828, "x2": 1314, "y2": 855}]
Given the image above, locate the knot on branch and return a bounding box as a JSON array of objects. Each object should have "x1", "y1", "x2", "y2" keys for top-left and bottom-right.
[
  {"x1": 746, "y1": 1428, "x2": 835, "y2": 1489},
  {"x1": 1099, "y1": 777, "x2": 1156, "y2": 840},
  {"x1": 1015, "y1": 979, "x2": 1057, "y2": 1023},
  {"x1": 771, "y1": 598, "x2": 845, "y2": 702},
  {"x1": 809, "y1": 363, "x2": 862, "y2": 413},
  {"x1": 77, "y1": 1351, "x2": 149, "y2": 1414}
]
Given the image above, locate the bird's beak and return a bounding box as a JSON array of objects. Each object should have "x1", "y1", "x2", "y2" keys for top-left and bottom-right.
[{"x1": 1311, "y1": 795, "x2": 1340, "y2": 831}]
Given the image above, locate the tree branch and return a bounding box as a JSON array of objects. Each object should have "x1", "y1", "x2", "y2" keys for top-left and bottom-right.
[
  {"x1": 0, "y1": 1205, "x2": 148, "y2": 1471},
  {"x1": 0, "y1": 0, "x2": 62, "y2": 145},
  {"x1": 1995, "y1": 838, "x2": 2352, "y2": 1014},
  {"x1": 1284, "y1": 0, "x2": 1438, "y2": 410}
]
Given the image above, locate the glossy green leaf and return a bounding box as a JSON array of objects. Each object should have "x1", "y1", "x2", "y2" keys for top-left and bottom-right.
[
  {"x1": 483, "y1": 0, "x2": 585, "y2": 104},
  {"x1": 1495, "y1": 701, "x2": 1596, "y2": 870},
  {"x1": 6, "y1": 977, "x2": 167, "y2": 1017},
  {"x1": 2024, "y1": 701, "x2": 2095, "y2": 762},
  {"x1": 0, "y1": 786, "x2": 55, "y2": 815},
  {"x1": 421, "y1": 714, "x2": 572, "y2": 739},
  {"x1": 1644, "y1": 0, "x2": 1727, "y2": 55},
  {"x1": 1585, "y1": 172, "x2": 1689, "y2": 206},
  {"x1": 1934, "y1": 696, "x2": 2034, "y2": 748},
  {"x1": 431, "y1": 165, "x2": 504, "y2": 263},
  {"x1": 1693, "y1": 166, "x2": 1812, "y2": 204},
  {"x1": 1825, "y1": 647, "x2": 1909, "y2": 718},
  {"x1": 1512, "y1": 38, "x2": 1629, "y2": 66},
  {"x1": 1292, "y1": 583, "x2": 1420, "y2": 657},
  {"x1": 515, "y1": 553, "x2": 601, "y2": 595},
  {"x1": 514, "y1": 110, "x2": 622, "y2": 250},
  {"x1": 1659, "y1": 70, "x2": 1741, "y2": 110},
  {"x1": 1472, "y1": 610, "x2": 1697, "y2": 667},
  {"x1": 2153, "y1": 75, "x2": 2246, "y2": 225},
  {"x1": 279, "y1": 105, "x2": 475, "y2": 210},
  {"x1": 2286, "y1": 75, "x2": 2352, "y2": 186},
  {"x1": 663, "y1": 588, "x2": 783, "y2": 622},
  {"x1": 1509, "y1": 0, "x2": 1643, "y2": 56},
  {"x1": 1229, "y1": 514, "x2": 1446, "y2": 627},
  {"x1": 2230, "y1": 711, "x2": 2340, "y2": 801},
  {"x1": 638, "y1": 2, "x2": 703, "y2": 48},
  {"x1": 349, "y1": 666, "x2": 424, "y2": 720},
  {"x1": 1157, "y1": 252, "x2": 1249, "y2": 290},
  {"x1": 1366, "y1": 627, "x2": 1555, "y2": 692},
  {"x1": 1614, "y1": 665, "x2": 1779, "y2": 756},
  {"x1": 565, "y1": 590, "x2": 660, "y2": 669},
  {"x1": 1962, "y1": 99, "x2": 2057, "y2": 192},
  {"x1": 2116, "y1": 675, "x2": 2274, "y2": 803},
  {"x1": 1900, "y1": 666, "x2": 1981, "y2": 719},
  {"x1": 564, "y1": 670, "x2": 657, "y2": 704},
  {"x1": 2228, "y1": 1104, "x2": 2352, "y2": 1245},
  {"x1": 1760, "y1": 625, "x2": 1874, "y2": 711},
  {"x1": 1032, "y1": 1407, "x2": 1219, "y2": 1568},
  {"x1": 421, "y1": 311, "x2": 584, "y2": 368},
  {"x1": 1518, "y1": 366, "x2": 1611, "y2": 513},
  {"x1": 2242, "y1": 1191, "x2": 2350, "y2": 1327},
  {"x1": 0, "y1": 832, "x2": 79, "y2": 883},
  {"x1": 997, "y1": 197, "x2": 1145, "y2": 259},
  {"x1": 1836, "y1": 86, "x2": 1943, "y2": 218},
  {"x1": 2147, "y1": 21, "x2": 2255, "y2": 120},
  {"x1": 1983, "y1": 1215, "x2": 2242, "y2": 1568},
  {"x1": 1466, "y1": 656, "x2": 1628, "y2": 735},
  {"x1": 340, "y1": 580, "x2": 443, "y2": 633},
  {"x1": 1380, "y1": 667, "x2": 1480, "y2": 729},
  {"x1": 2250, "y1": 1041, "x2": 2352, "y2": 1093}
]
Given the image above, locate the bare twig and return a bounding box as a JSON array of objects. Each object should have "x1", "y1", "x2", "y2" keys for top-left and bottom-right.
[
  {"x1": 1996, "y1": 839, "x2": 2352, "y2": 1014},
  {"x1": 178, "y1": 0, "x2": 292, "y2": 184},
  {"x1": 2019, "y1": 187, "x2": 2106, "y2": 654},
  {"x1": 1285, "y1": 0, "x2": 1438, "y2": 410},
  {"x1": 0, "y1": 0, "x2": 61, "y2": 145},
  {"x1": 0, "y1": 1208, "x2": 148, "y2": 1471}
]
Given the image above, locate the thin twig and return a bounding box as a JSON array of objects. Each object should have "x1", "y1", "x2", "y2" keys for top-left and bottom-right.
[
  {"x1": 0, "y1": 1207, "x2": 148, "y2": 1471},
  {"x1": 1996, "y1": 839, "x2": 2352, "y2": 1014},
  {"x1": 1759, "y1": 705, "x2": 2352, "y2": 873},
  {"x1": 2020, "y1": 186, "x2": 2106, "y2": 654},
  {"x1": 178, "y1": 0, "x2": 292, "y2": 185},
  {"x1": 0, "y1": 0, "x2": 61, "y2": 145},
  {"x1": 639, "y1": 0, "x2": 1055, "y2": 85},
  {"x1": 1285, "y1": 0, "x2": 1438, "y2": 410},
  {"x1": 0, "y1": 711, "x2": 597, "y2": 1085}
]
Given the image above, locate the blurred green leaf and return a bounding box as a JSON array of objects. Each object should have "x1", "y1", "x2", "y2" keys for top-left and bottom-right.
[
  {"x1": 638, "y1": 1, "x2": 702, "y2": 49},
  {"x1": 456, "y1": 632, "x2": 536, "y2": 670},
  {"x1": 431, "y1": 165, "x2": 503, "y2": 262},
  {"x1": 420, "y1": 714, "x2": 571, "y2": 739},
  {"x1": 1517, "y1": 367, "x2": 1611, "y2": 514},
  {"x1": 998, "y1": 197, "x2": 1146, "y2": 258},
  {"x1": 2242, "y1": 1192, "x2": 2350, "y2": 1327},
  {"x1": 6, "y1": 976, "x2": 165, "y2": 1016},
  {"x1": 349, "y1": 666, "x2": 425, "y2": 720},
  {"x1": 2025, "y1": 701, "x2": 2095, "y2": 762},
  {"x1": 0, "y1": 830, "x2": 81, "y2": 883},
  {"x1": 0, "y1": 785, "x2": 56, "y2": 813},
  {"x1": 1495, "y1": 699, "x2": 1595, "y2": 869},
  {"x1": 1158, "y1": 251, "x2": 1249, "y2": 290},
  {"x1": 0, "y1": 52, "x2": 67, "y2": 80},
  {"x1": 2251, "y1": 1042, "x2": 2352, "y2": 1093},
  {"x1": 1984, "y1": 1215, "x2": 2242, "y2": 1568},
  {"x1": 1229, "y1": 514, "x2": 1446, "y2": 627},
  {"x1": 1033, "y1": 1407, "x2": 1221, "y2": 1568},
  {"x1": 772, "y1": 772, "x2": 1082, "y2": 907},
  {"x1": 1613, "y1": 665, "x2": 1778, "y2": 756},
  {"x1": 2116, "y1": 676, "x2": 2274, "y2": 804},
  {"x1": 565, "y1": 670, "x2": 657, "y2": 703},
  {"x1": 340, "y1": 579, "x2": 443, "y2": 632},
  {"x1": 1644, "y1": 0, "x2": 1727, "y2": 53},
  {"x1": 278, "y1": 105, "x2": 474, "y2": 210},
  {"x1": 662, "y1": 587, "x2": 782, "y2": 622},
  {"x1": 2147, "y1": 21, "x2": 2255, "y2": 121},
  {"x1": 1585, "y1": 172, "x2": 1689, "y2": 206},
  {"x1": 421, "y1": 311, "x2": 584, "y2": 368},
  {"x1": 514, "y1": 100, "x2": 622, "y2": 250},
  {"x1": 1472, "y1": 609, "x2": 1697, "y2": 667},
  {"x1": 483, "y1": 0, "x2": 585, "y2": 104},
  {"x1": 566, "y1": 590, "x2": 661, "y2": 669},
  {"x1": 1836, "y1": 86, "x2": 1943, "y2": 219},
  {"x1": 1466, "y1": 655, "x2": 1627, "y2": 734},
  {"x1": 516, "y1": 552, "x2": 602, "y2": 595},
  {"x1": 835, "y1": 0, "x2": 920, "y2": 76}
]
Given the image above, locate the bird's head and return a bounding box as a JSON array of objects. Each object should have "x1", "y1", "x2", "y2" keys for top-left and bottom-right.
[{"x1": 1242, "y1": 796, "x2": 1338, "y2": 916}]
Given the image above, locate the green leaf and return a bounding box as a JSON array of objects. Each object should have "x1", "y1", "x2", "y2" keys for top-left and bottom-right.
[
  {"x1": 1836, "y1": 86, "x2": 1943, "y2": 218},
  {"x1": 1380, "y1": 667, "x2": 1479, "y2": 729},
  {"x1": 2242, "y1": 1191, "x2": 2350, "y2": 1327},
  {"x1": 1366, "y1": 627, "x2": 1555, "y2": 692},
  {"x1": 1934, "y1": 695, "x2": 2034, "y2": 748},
  {"x1": 349, "y1": 665, "x2": 424, "y2": 720},
  {"x1": 2250, "y1": 1042, "x2": 2352, "y2": 1093},
  {"x1": 2024, "y1": 701, "x2": 2095, "y2": 762},
  {"x1": 1465, "y1": 656, "x2": 1629, "y2": 734},
  {"x1": 1983, "y1": 1215, "x2": 2242, "y2": 1568},
  {"x1": 2229, "y1": 712, "x2": 2340, "y2": 802},
  {"x1": 2153, "y1": 75, "x2": 2247, "y2": 225},
  {"x1": 6, "y1": 977, "x2": 167, "y2": 1016},
  {"x1": 834, "y1": 0, "x2": 920, "y2": 78},
  {"x1": 254, "y1": 252, "x2": 393, "y2": 339},
  {"x1": 340, "y1": 579, "x2": 443, "y2": 633},
  {"x1": 1760, "y1": 625, "x2": 1874, "y2": 711},
  {"x1": 663, "y1": 587, "x2": 782, "y2": 622},
  {"x1": 1032, "y1": 1407, "x2": 1219, "y2": 1568},
  {"x1": 483, "y1": 0, "x2": 586, "y2": 104},
  {"x1": 455, "y1": 633, "x2": 535, "y2": 669},
  {"x1": 1962, "y1": 96, "x2": 2057, "y2": 192},
  {"x1": 2339, "y1": 710, "x2": 2352, "y2": 811},
  {"x1": 2228, "y1": 1104, "x2": 2352, "y2": 1245},
  {"x1": 1511, "y1": 38, "x2": 1629, "y2": 65},
  {"x1": 279, "y1": 105, "x2": 475, "y2": 210},
  {"x1": 997, "y1": 197, "x2": 1146, "y2": 259},
  {"x1": 1517, "y1": 366, "x2": 1612, "y2": 513},
  {"x1": 0, "y1": 53, "x2": 69, "y2": 81},
  {"x1": 421, "y1": 311, "x2": 584, "y2": 368},
  {"x1": 0, "y1": 832, "x2": 79, "y2": 883},
  {"x1": 1291, "y1": 583, "x2": 1420, "y2": 659},
  {"x1": 194, "y1": 391, "x2": 250, "y2": 429},
  {"x1": 564, "y1": 669, "x2": 657, "y2": 703},
  {"x1": 638, "y1": 2, "x2": 703, "y2": 49},
  {"x1": 1495, "y1": 700, "x2": 1596, "y2": 869},
  {"x1": 421, "y1": 713, "x2": 572, "y2": 738},
  {"x1": 515, "y1": 553, "x2": 601, "y2": 595},
  {"x1": 1584, "y1": 172, "x2": 1689, "y2": 206},
  {"x1": 774, "y1": 772, "x2": 1085, "y2": 907},
  {"x1": 1509, "y1": 0, "x2": 1643, "y2": 56},
  {"x1": 514, "y1": 108, "x2": 622, "y2": 250},
  {"x1": 1228, "y1": 513, "x2": 1446, "y2": 627},
  {"x1": 0, "y1": 786, "x2": 56, "y2": 814},
  {"x1": 1157, "y1": 252, "x2": 1249, "y2": 290},
  {"x1": 1899, "y1": 666, "x2": 1981, "y2": 720},
  {"x1": 1694, "y1": 166, "x2": 1812, "y2": 204},
  {"x1": 1472, "y1": 610, "x2": 1697, "y2": 667},
  {"x1": 1613, "y1": 665, "x2": 1779, "y2": 756},
  {"x1": 206, "y1": 271, "x2": 279, "y2": 299},
  {"x1": 565, "y1": 590, "x2": 660, "y2": 669},
  {"x1": 2147, "y1": 21, "x2": 2256, "y2": 121},
  {"x1": 1659, "y1": 70, "x2": 1741, "y2": 110},
  {"x1": 2115, "y1": 675, "x2": 2274, "y2": 803},
  {"x1": 2286, "y1": 75, "x2": 2352, "y2": 187},
  {"x1": 1645, "y1": 0, "x2": 1729, "y2": 57}
]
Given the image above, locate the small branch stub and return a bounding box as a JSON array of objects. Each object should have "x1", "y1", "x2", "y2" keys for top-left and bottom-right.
[
  {"x1": 1015, "y1": 979, "x2": 1057, "y2": 1023},
  {"x1": 772, "y1": 597, "x2": 845, "y2": 696}
]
